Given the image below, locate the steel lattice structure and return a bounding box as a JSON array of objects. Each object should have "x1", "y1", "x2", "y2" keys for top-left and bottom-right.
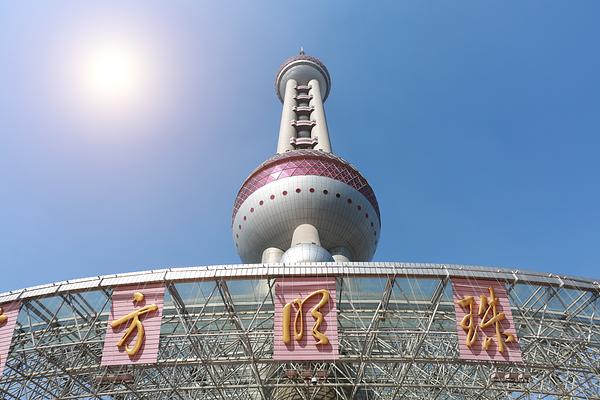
[{"x1": 0, "y1": 262, "x2": 598, "y2": 399}]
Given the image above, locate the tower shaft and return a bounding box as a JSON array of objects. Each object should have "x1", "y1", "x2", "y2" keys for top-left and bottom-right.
[
  {"x1": 277, "y1": 79, "x2": 331, "y2": 153},
  {"x1": 308, "y1": 79, "x2": 331, "y2": 152}
]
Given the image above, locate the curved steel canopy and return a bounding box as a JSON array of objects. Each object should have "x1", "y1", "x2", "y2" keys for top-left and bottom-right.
[{"x1": 1, "y1": 262, "x2": 598, "y2": 303}]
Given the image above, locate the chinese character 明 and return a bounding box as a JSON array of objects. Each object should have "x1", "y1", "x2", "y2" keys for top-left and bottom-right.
[
  {"x1": 457, "y1": 287, "x2": 517, "y2": 353},
  {"x1": 282, "y1": 289, "x2": 330, "y2": 345},
  {"x1": 110, "y1": 292, "x2": 158, "y2": 356}
]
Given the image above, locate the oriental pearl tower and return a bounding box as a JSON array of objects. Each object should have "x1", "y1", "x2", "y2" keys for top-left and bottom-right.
[{"x1": 233, "y1": 50, "x2": 380, "y2": 264}]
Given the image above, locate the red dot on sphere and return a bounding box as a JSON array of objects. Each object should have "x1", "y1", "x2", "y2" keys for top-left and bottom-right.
[
  {"x1": 347, "y1": 198, "x2": 352, "y2": 204},
  {"x1": 370, "y1": 222, "x2": 374, "y2": 227},
  {"x1": 358, "y1": 205, "x2": 362, "y2": 211},
  {"x1": 243, "y1": 216, "x2": 247, "y2": 221},
  {"x1": 238, "y1": 225, "x2": 241, "y2": 229},
  {"x1": 309, "y1": 188, "x2": 315, "y2": 192},
  {"x1": 283, "y1": 191, "x2": 288, "y2": 195},
  {"x1": 296, "y1": 188, "x2": 301, "y2": 193},
  {"x1": 323, "y1": 190, "x2": 328, "y2": 195},
  {"x1": 259, "y1": 201, "x2": 264, "y2": 206},
  {"x1": 270, "y1": 195, "x2": 275, "y2": 200},
  {"x1": 365, "y1": 213, "x2": 369, "y2": 218},
  {"x1": 250, "y1": 208, "x2": 254, "y2": 212},
  {"x1": 335, "y1": 193, "x2": 341, "y2": 198}
]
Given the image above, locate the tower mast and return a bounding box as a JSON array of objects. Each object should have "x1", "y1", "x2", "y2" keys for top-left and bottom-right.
[{"x1": 275, "y1": 50, "x2": 332, "y2": 153}]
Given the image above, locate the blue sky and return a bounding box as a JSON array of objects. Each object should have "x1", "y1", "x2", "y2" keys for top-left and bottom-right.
[{"x1": 0, "y1": 1, "x2": 598, "y2": 292}]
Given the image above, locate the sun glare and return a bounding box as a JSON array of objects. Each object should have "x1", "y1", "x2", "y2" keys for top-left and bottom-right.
[
  {"x1": 55, "y1": 23, "x2": 176, "y2": 130},
  {"x1": 75, "y1": 39, "x2": 151, "y2": 111}
]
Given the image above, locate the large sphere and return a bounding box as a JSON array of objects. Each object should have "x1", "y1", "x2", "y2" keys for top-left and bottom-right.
[{"x1": 232, "y1": 150, "x2": 380, "y2": 263}]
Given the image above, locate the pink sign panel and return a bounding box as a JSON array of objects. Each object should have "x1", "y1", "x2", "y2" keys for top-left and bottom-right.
[
  {"x1": 101, "y1": 283, "x2": 165, "y2": 366},
  {"x1": 452, "y1": 278, "x2": 522, "y2": 362},
  {"x1": 0, "y1": 301, "x2": 20, "y2": 376},
  {"x1": 274, "y1": 277, "x2": 338, "y2": 361}
]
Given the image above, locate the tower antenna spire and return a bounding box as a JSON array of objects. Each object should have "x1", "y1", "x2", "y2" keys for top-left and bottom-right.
[{"x1": 299, "y1": 46, "x2": 305, "y2": 55}]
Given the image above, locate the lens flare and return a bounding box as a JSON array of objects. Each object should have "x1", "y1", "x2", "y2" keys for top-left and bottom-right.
[{"x1": 78, "y1": 41, "x2": 147, "y2": 108}]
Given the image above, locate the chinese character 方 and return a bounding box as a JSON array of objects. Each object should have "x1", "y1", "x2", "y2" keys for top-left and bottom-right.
[
  {"x1": 0, "y1": 307, "x2": 7, "y2": 363},
  {"x1": 110, "y1": 292, "x2": 158, "y2": 356}
]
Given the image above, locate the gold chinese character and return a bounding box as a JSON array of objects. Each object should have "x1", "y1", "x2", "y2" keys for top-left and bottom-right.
[
  {"x1": 111, "y1": 292, "x2": 158, "y2": 356},
  {"x1": 0, "y1": 307, "x2": 7, "y2": 326},
  {"x1": 0, "y1": 308, "x2": 6, "y2": 364},
  {"x1": 282, "y1": 289, "x2": 330, "y2": 345},
  {"x1": 457, "y1": 296, "x2": 477, "y2": 347},
  {"x1": 457, "y1": 287, "x2": 516, "y2": 353},
  {"x1": 478, "y1": 287, "x2": 516, "y2": 353}
]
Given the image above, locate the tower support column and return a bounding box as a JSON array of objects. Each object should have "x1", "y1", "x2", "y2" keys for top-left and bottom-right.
[
  {"x1": 330, "y1": 246, "x2": 352, "y2": 262},
  {"x1": 262, "y1": 247, "x2": 284, "y2": 263},
  {"x1": 309, "y1": 79, "x2": 331, "y2": 153},
  {"x1": 277, "y1": 79, "x2": 297, "y2": 153},
  {"x1": 291, "y1": 224, "x2": 321, "y2": 246}
]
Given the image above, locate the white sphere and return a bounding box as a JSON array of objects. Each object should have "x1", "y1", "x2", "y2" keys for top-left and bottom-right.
[
  {"x1": 280, "y1": 244, "x2": 335, "y2": 264},
  {"x1": 232, "y1": 150, "x2": 380, "y2": 263}
]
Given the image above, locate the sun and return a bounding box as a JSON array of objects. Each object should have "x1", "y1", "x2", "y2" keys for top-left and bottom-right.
[
  {"x1": 76, "y1": 40, "x2": 150, "y2": 109},
  {"x1": 53, "y1": 26, "x2": 175, "y2": 134}
]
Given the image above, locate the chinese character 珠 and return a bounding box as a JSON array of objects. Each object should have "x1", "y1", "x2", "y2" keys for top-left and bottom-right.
[
  {"x1": 110, "y1": 292, "x2": 158, "y2": 356},
  {"x1": 457, "y1": 287, "x2": 516, "y2": 353}
]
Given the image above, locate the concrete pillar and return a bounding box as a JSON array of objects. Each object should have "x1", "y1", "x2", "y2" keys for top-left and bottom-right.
[
  {"x1": 330, "y1": 246, "x2": 352, "y2": 262},
  {"x1": 276, "y1": 79, "x2": 297, "y2": 153},
  {"x1": 262, "y1": 247, "x2": 284, "y2": 263},
  {"x1": 309, "y1": 79, "x2": 332, "y2": 153},
  {"x1": 291, "y1": 224, "x2": 321, "y2": 246}
]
